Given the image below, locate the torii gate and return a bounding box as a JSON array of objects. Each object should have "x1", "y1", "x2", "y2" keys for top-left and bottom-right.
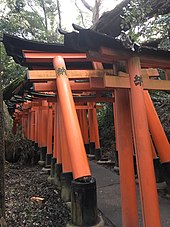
[{"x1": 3, "y1": 32, "x2": 170, "y2": 227}]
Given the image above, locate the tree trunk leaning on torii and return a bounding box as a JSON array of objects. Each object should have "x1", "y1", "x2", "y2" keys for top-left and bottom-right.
[{"x1": 92, "y1": 0, "x2": 170, "y2": 37}]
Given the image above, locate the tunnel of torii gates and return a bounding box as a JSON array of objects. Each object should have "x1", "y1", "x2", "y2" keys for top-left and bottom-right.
[{"x1": 2, "y1": 27, "x2": 170, "y2": 227}]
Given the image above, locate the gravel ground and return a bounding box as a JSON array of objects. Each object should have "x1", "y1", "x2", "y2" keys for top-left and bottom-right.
[{"x1": 5, "y1": 163, "x2": 71, "y2": 227}]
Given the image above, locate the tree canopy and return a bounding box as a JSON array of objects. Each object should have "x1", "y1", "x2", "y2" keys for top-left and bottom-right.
[
  {"x1": 0, "y1": 0, "x2": 169, "y2": 87},
  {"x1": 93, "y1": 0, "x2": 170, "y2": 49}
]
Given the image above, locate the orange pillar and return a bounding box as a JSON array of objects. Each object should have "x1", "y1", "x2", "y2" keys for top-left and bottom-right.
[
  {"x1": 53, "y1": 56, "x2": 91, "y2": 180},
  {"x1": 38, "y1": 103, "x2": 42, "y2": 148},
  {"x1": 41, "y1": 100, "x2": 48, "y2": 148},
  {"x1": 144, "y1": 91, "x2": 170, "y2": 163},
  {"x1": 88, "y1": 102, "x2": 95, "y2": 156},
  {"x1": 113, "y1": 99, "x2": 119, "y2": 167},
  {"x1": 34, "y1": 109, "x2": 38, "y2": 145},
  {"x1": 128, "y1": 57, "x2": 161, "y2": 227},
  {"x1": 82, "y1": 109, "x2": 90, "y2": 154},
  {"x1": 46, "y1": 102, "x2": 53, "y2": 167},
  {"x1": 60, "y1": 111, "x2": 72, "y2": 173},
  {"x1": 49, "y1": 103, "x2": 59, "y2": 181},
  {"x1": 93, "y1": 107, "x2": 101, "y2": 160},
  {"x1": 30, "y1": 108, "x2": 35, "y2": 142},
  {"x1": 27, "y1": 110, "x2": 31, "y2": 140},
  {"x1": 115, "y1": 89, "x2": 138, "y2": 227},
  {"x1": 56, "y1": 103, "x2": 62, "y2": 164},
  {"x1": 39, "y1": 100, "x2": 48, "y2": 165}
]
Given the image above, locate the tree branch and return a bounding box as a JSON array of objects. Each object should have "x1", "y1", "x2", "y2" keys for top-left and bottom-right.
[
  {"x1": 92, "y1": 0, "x2": 170, "y2": 37},
  {"x1": 56, "y1": 0, "x2": 62, "y2": 29},
  {"x1": 41, "y1": 0, "x2": 48, "y2": 31},
  {"x1": 75, "y1": 0, "x2": 86, "y2": 28},
  {"x1": 80, "y1": 0, "x2": 93, "y2": 12},
  {"x1": 27, "y1": 2, "x2": 46, "y2": 30}
]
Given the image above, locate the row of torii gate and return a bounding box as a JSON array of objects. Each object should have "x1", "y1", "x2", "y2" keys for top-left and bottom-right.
[{"x1": 3, "y1": 32, "x2": 170, "y2": 227}]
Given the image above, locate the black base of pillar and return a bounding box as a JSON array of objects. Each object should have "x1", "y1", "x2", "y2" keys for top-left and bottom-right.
[
  {"x1": 45, "y1": 153, "x2": 53, "y2": 167},
  {"x1": 38, "y1": 147, "x2": 47, "y2": 166},
  {"x1": 54, "y1": 163, "x2": 62, "y2": 187},
  {"x1": 133, "y1": 155, "x2": 137, "y2": 175},
  {"x1": 162, "y1": 162, "x2": 170, "y2": 194},
  {"x1": 90, "y1": 142, "x2": 95, "y2": 155},
  {"x1": 153, "y1": 158, "x2": 165, "y2": 183},
  {"x1": 114, "y1": 150, "x2": 119, "y2": 167},
  {"x1": 48, "y1": 157, "x2": 56, "y2": 183},
  {"x1": 50, "y1": 158, "x2": 57, "y2": 178},
  {"x1": 61, "y1": 172, "x2": 73, "y2": 202},
  {"x1": 34, "y1": 142, "x2": 39, "y2": 152},
  {"x1": 95, "y1": 148, "x2": 102, "y2": 160},
  {"x1": 85, "y1": 144, "x2": 90, "y2": 154},
  {"x1": 32, "y1": 144, "x2": 40, "y2": 164},
  {"x1": 71, "y1": 177, "x2": 97, "y2": 226}
]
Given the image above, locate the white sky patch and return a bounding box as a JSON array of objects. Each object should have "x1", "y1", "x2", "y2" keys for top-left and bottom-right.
[{"x1": 60, "y1": 0, "x2": 123, "y2": 30}]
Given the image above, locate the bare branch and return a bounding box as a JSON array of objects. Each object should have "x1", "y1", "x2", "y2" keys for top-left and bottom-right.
[
  {"x1": 92, "y1": 0, "x2": 102, "y2": 25},
  {"x1": 75, "y1": 0, "x2": 86, "y2": 28},
  {"x1": 41, "y1": 0, "x2": 48, "y2": 31},
  {"x1": 27, "y1": 2, "x2": 46, "y2": 29},
  {"x1": 56, "y1": 0, "x2": 62, "y2": 29},
  {"x1": 80, "y1": 0, "x2": 93, "y2": 12}
]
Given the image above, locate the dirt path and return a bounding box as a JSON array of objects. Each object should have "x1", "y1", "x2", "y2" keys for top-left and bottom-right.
[{"x1": 5, "y1": 164, "x2": 70, "y2": 227}]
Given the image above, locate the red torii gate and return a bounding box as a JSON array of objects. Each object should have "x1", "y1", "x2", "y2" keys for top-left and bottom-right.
[{"x1": 3, "y1": 32, "x2": 170, "y2": 227}]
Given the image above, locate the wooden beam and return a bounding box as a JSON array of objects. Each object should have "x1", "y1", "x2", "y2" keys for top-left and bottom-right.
[
  {"x1": 33, "y1": 81, "x2": 92, "y2": 92},
  {"x1": 28, "y1": 69, "x2": 113, "y2": 81},
  {"x1": 47, "y1": 96, "x2": 115, "y2": 103},
  {"x1": 165, "y1": 69, "x2": 170, "y2": 80},
  {"x1": 118, "y1": 69, "x2": 159, "y2": 78},
  {"x1": 143, "y1": 79, "x2": 170, "y2": 90},
  {"x1": 141, "y1": 68, "x2": 159, "y2": 77},
  {"x1": 24, "y1": 52, "x2": 87, "y2": 59},
  {"x1": 104, "y1": 75, "x2": 170, "y2": 90},
  {"x1": 104, "y1": 75, "x2": 130, "y2": 88},
  {"x1": 75, "y1": 105, "x2": 103, "y2": 110},
  {"x1": 90, "y1": 77, "x2": 105, "y2": 89},
  {"x1": 99, "y1": 47, "x2": 170, "y2": 69}
]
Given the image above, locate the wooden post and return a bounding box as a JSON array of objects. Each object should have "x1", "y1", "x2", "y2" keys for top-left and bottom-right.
[
  {"x1": 60, "y1": 107, "x2": 72, "y2": 173},
  {"x1": 30, "y1": 109, "x2": 35, "y2": 142},
  {"x1": 46, "y1": 102, "x2": 53, "y2": 167},
  {"x1": 27, "y1": 110, "x2": 31, "y2": 140},
  {"x1": 88, "y1": 102, "x2": 95, "y2": 156},
  {"x1": 38, "y1": 103, "x2": 42, "y2": 148},
  {"x1": 144, "y1": 91, "x2": 170, "y2": 163},
  {"x1": 113, "y1": 99, "x2": 119, "y2": 167},
  {"x1": 34, "y1": 109, "x2": 38, "y2": 144},
  {"x1": 93, "y1": 107, "x2": 101, "y2": 160},
  {"x1": 128, "y1": 57, "x2": 161, "y2": 227},
  {"x1": 82, "y1": 109, "x2": 90, "y2": 154},
  {"x1": 115, "y1": 89, "x2": 138, "y2": 227},
  {"x1": 53, "y1": 56, "x2": 91, "y2": 179}
]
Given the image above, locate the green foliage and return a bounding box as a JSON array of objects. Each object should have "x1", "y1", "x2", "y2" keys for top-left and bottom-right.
[
  {"x1": 0, "y1": 0, "x2": 64, "y2": 87},
  {"x1": 0, "y1": 0, "x2": 63, "y2": 42},
  {"x1": 1, "y1": 44, "x2": 26, "y2": 87},
  {"x1": 121, "y1": 0, "x2": 170, "y2": 48},
  {"x1": 97, "y1": 103, "x2": 115, "y2": 150}
]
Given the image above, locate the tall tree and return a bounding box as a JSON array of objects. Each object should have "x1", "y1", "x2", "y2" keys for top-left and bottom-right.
[
  {"x1": 0, "y1": 41, "x2": 6, "y2": 226},
  {"x1": 0, "y1": 0, "x2": 62, "y2": 42},
  {"x1": 76, "y1": 0, "x2": 103, "y2": 26},
  {"x1": 0, "y1": 0, "x2": 64, "y2": 87}
]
